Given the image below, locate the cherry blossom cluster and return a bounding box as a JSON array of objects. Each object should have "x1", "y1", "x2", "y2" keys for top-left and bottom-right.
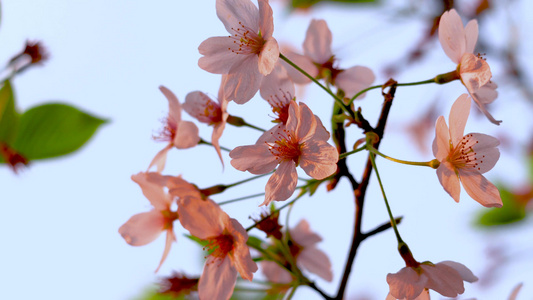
[{"x1": 119, "y1": 1, "x2": 506, "y2": 299}]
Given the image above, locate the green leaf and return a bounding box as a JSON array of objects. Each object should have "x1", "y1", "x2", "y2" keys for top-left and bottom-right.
[
  {"x1": 476, "y1": 186, "x2": 527, "y2": 227},
  {"x1": 12, "y1": 103, "x2": 107, "y2": 160},
  {"x1": 0, "y1": 80, "x2": 20, "y2": 144}
]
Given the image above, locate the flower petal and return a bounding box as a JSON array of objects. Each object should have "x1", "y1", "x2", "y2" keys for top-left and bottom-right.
[
  {"x1": 470, "y1": 132, "x2": 500, "y2": 173},
  {"x1": 335, "y1": 66, "x2": 376, "y2": 99},
  {"x1": 460, "y1": 53, "x2": 492, "y2": 94},
  {"x1": 464, "y1": 20, "x2": 478, "y2": 54},
  {"x1": 432, "y1": 116, "x2": 450, "y2": 161},
  {"x1": 281, "y1": 51, "x2": 317, "y2": 84},
  {"x1": 436, "y1": 161, "x2": 461, "y2": 203},
  {"x1": 261, "y1": 260, "x2": 293, "y2": 284},
  {"x1": 131, "y1": 172, "x2": 171, "y2": 210},
  {"x1": 147, "y1": 144, "x2": 173, "y2": 173},
  {"x1": 228, "y1": 218, "x2": 258, "y2": 280},
  {"x1": 258, "y1": 37, "x2": 280, "y2": 75},
  {"x1": 155, "y1": 229, "x2": 177, "y2": 273},
  {"x1": 230, "y1": 144, "x2": 278, "y2": 174},
  {"x1": 291, "y1": 220, "x2": 322, "y2": 247},
  {"x1": 178, "y1": 197, "x2": 228, "y2": 239},
  {"x1": 439, "y1": 261, "x2": 478, "y2": 283},
  {"x1": 295, "y1": 102, "x2": 317, "y2": 142},
  {"x1": 421, "y1": 263, "x2": 465, "y2": 297},
  {"x1": 438, "y1": 9, "x2": 466, "y2": 64},
  {"x1": 173, "y1": 120, "x2": 200, "y2": 149},
  {"x1": 198, "y1": 36, "x2": 244, "y2": 74},
  {"x1": 471, "y1": 84, "x2": 502, "y2": 125},
  {"x1": 300, "y1": 140, "x2": 338, "y2": 180},
  {"x1": 224, "y1": 55, "x2": 262, "y2": 104},
  {"x1": 459, "y1": 171, "x2": 502, "y2": 207},
  {"x1": 298, "y1": 247, "x2": 333, "y2": 281},
  {"x1": 258, "y1": 0, "x2": 274, "y2": 38},
  {"x1": 212, "y1": 121, "x2": 227, "y2": 167},
  {"x1": 216, "y1": 0, "x2": 259, "y2": 35},
  {"x1": 448, "y1": 94, "x2": 471, "y2": 146},
  {"x1": 387, "y1": 267, "x2": 427, "y2": 300},
  {"x1": 198, "y1": 256, "x2": 238, "y2": 300},
  {"x1": 183, "y1": 91, "x2": 219, "y2": 124},
  {"x1": 119, "y1": 210, "x2": 165, "y2": 246},
  {"x1": 262, "y1": 160, "x2": 298, "y2": 206},
  {"x1": 160, "y1": 86, "x2": 182, "y2": 124},
  {"x1": 303, "y1": 19, "x2": 333, "y2": 64}
]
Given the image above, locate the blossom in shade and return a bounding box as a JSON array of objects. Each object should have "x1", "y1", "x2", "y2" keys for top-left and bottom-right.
[
  {"x1": 386, "y1": 260, "x2": 478, "y2": 300},
  {"x1": 149, "y1": 86, "x2": 200, "y2": 172},
  {"x1": 230, "y1": 101, "x2": 338, "y2": 206},
  {"x1": 262, "y1": 219, "x2": 333, "y2": 283},
  {"x1": 432, "y1": 94, "x2": 502, "y2": 207},
  {"x1": 282, "y1": 19, "x2": 375, "y2": 99},
  {"x1": 183, "y1": 77, "x2": 229, "y2": 165},
  {"x1": 438, "y1": 9, "x2": 501, "y2": 125},
  {"x1": 118, "y1": 172, "x2": 179, "y2": 272},
  {"x1": 178, "y1": 196, "x2": 257, "y2": 300},
  {"x1": 198, "y1": 0, "x2": 279, "y2": 104}
]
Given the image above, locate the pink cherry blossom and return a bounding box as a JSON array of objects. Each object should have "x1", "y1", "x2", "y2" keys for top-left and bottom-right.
[
  {"x1": 118, "y1": 172, "x2": 178, "y2": 272},
  {"x1": 198, "y1": 0, "x2": 279, "y2": 104},
  {"x1": 282, "y1": 19, "x2": 375, "y2": 99},
  {"x1": 438, "y1": 9, "x2": 501, "y2": 125},
  {"x1": 230, "y1": 101, "x2": 338, "y2": 206},
  {"x1": 259, "y1": 63, "x2": 295, "y2": 125},
  {"x1": 387, "y1": 260, "x2": 477, "y2": 300},
  {"x1": 178, "y1": 196, "x2": 257, "y2": 300},
  {"x1": 149, "y1": 86, "x2": 200, "y2": 173},
  {"x1": 432, "y1": 94, "x2": 502, "y2": 207},
  {"x1": 183, "y1": 78, "x2": 229, "y2": 165},
  {"x1": 262, "y1": 219, "x2": 333, "y2": 283}
]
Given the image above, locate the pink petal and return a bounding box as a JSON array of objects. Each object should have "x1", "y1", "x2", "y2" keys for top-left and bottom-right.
[
  {"x1": 312, "y1": 113, "x2": 331, "y2": 142},
  {"x1": 448, "y1": 94, "x2": 471, "y2": 146},
  {"x1": 178, "y1": 197, "x2": 228, "y2": 239},
  {"x1": 291, "y1": 220, "x2": 322, "y2": 247},
  {"x1": 298, "y1": 247, "x2": 333, "y2": 281},
  {"x1": 260, "y1": 62, "x2": 295, "y2": 104},
  {"x1": 224, "y1": 55, "x2": 262, "y2": 104},
  {"x1": 421, "y1": 263, "x2": 465, "y2": 297},
  {"x1": 335, "y1": 66, "x2": 376, "y2": 99},
  {"x1": 262, "y1": 160, "x2": 298, "y2": 206},
  {"x1": 229, "y1": 144, "x2": 278, "y2": 174},
  {"x1": 438, "y1": 9, "x2": 466, "y2": 64},
  {"x1": 258, "y1": 37, "x2": 279, "y2": 76},
  {"x1": 198, "y1": 36, "x2": 244, "y2": 74},
  {"x1": 439, "y1": 261, "x2": 478, "y2": 283},
  {"x1": 471, "y1": 83, "x2": 501, "y2": 125},
  {"x1": 258, "y1": 0, "x2": 274, "y2": 38},
  {"x1": 508, "y1": 283, "x2": 523, "y2": 300},
  {"x1": 285, "y1": 101, "x2": 300, "y2": 133},
  {"x1": 464, "y1": 20, "x2": 478, "y2": 54},
  {"x1": 173, "y1": 120, "x2": 200, "y2": 149},
  {"x1": 155, "y1": 229, "x2": 177, "y2": 273},
  {"x1": 199, "y1": 256, "x2": 238, "y2": 300},
  {"x1": 470, "y1": 132, "x2": 500, "y2": 173},
  {"x1": 300, "y1": 140, "x2": 338, "y2": 180},
  {"x1": 160, "y1": 86, "x2": 182, "y2": 124},
  {"x1": 281, "y1": 51, "x2": 317, "y2": 84},
  {"x1": 167, "y1": 176, "x2": 203, "y2": 200},
  {"x1": 183, "y1": 91, "x2": 218, "y2": 124},
  {"x1": 459, "y1": 171, "x2": 502, "y2": 207},
  {"x1": 460, "y1": 53, "x2": 492, "y2": 93},
  {"x1": 131, "y1": 172, "x2": 171, "y2": 210},
  {"x1": 216, "y1": 0, "x2": 259, "y2": 35},
  {"x1": 295, "y1": 102, "x2": 318, "y2": 142},
  {"x1": 118, "y1": 210, "x2": 165, "y2": 246},
  {"x1": 432, "y1": 116, "x2": 450, "y2": 161},
  {"x1": 303, "y1": 19, "x2": 333, "y2": 64},
  {"x1": 212, "y1": 121, "x2": 227, "y2": 166},
  {"x1": 147, "y1": 144, "x2": 173, "y2": 173},
  {"x1": 436, "y1": 161, "x2": 461, "y2": 203},
  {"x1": 387, "y1": 267, "x2": 427, "y2": 300},
  {"x1": 227, "y1": 218, "x2": 258, "y2": 280},
  {"x1": 261, "y1": 260, "x2": 293, "y2": 284}
]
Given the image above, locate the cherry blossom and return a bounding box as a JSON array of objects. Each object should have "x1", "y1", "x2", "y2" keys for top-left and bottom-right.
[
  {"x1": 230, "y1": 101, "x2": 338, "y2": 206},
  {"x1": 387, "y1": 260, "x2": 477, "y2": 300},
  {"x1": 183, "y1": 78, "x2": 229, "y2": 165},
  {"x1": 282, "y1": 19, "x2": 375, "y2": 99},
  {"x1": 118, "y1": 172, "x2": 178, "y2": 272},
  {"x1": 178, "y1": 196, "x2": 257, "y2": 300},
  {"x1": 262, "y1": 219, "x2": 333, "y2": 283},
  {"x1": 198, "y1": 0, "x2": 279, "y2": 104},
  {"x1": 438, "y1": 9, "x2": 501, "y2": 125},
  {"x1": 149, "y1": 86, "x2": 200, "y2": 172},
  {"x1": 432, "y1": 94, "x2": 502, "y2": 207}
]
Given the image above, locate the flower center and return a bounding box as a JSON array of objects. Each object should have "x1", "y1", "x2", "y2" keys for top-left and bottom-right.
[
  {"x1": 153, "y1": 117, "x2": 177, "y2": 142},
  {"x1": 0, "y1": 142, "x2": 29, "y2": 173},
  {"x1": 228, "y1": 22, "x2": 263, "y2": 55},
  {"x1": 267, "y1": 92, "x2": 293, "y2": 124},
  {"x1": 448, "y1": 134, "x2": 483, "y2": 171},
  {"x1": 267, "y1": 127, "x2": 302, "y2": 164},
  {"x1": 205, "y1": 233, "x2": 235, "y2": 260}
]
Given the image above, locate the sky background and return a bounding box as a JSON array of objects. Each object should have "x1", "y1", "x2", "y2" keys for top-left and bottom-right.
[{"x1": 0, "y1": 0, "x2": 532, "y2": 299}]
